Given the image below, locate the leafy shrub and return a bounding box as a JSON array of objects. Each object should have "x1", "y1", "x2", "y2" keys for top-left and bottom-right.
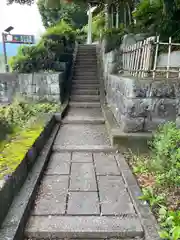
[
  {"x1": 0, "y1": 99, "x2": 59, "y2": 178},
  {"x1": 9, "y1": 20, "x2": 75, "y2": 73},
  {"x1": 150, "y1": 122, "x2": 180, "y2": 186},
  {"x1": 0, "y1": 99, "x2": 59, "y2": 145},
  {"x1": 37, "y1": 0, "x2": 88, "y2": 29},
  {"x1": 102, "y1": 26, "x2": 125, "y2": 52},
  {"x1": 76, "y1": 28, "x2": 87, "y2": 44},
  {"x1": 132, "y1": 0, "x2": 180, "y2": 42},
  {"x1": 158, "y1": 207, "x2": 180, "y2": 240},
  {"x1": 127, "y1": 122, "x2": 180, "y2": 239}
]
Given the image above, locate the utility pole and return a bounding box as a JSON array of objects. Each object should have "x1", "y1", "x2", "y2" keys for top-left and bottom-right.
[
  {"x1": 87, "y1": 4, "x2": 97, "y2": 44},
  {"x1": 2, "y1": 33, "x2": 9, "y2": 73},
  {"x1": 87, "y1": 3, "x2": 92, "y2": 44}
]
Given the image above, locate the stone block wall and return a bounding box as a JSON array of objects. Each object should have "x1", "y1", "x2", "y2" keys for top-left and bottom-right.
[
  {"x1": 97, "y1": 42, "x2": 180, "y2": 133},
  {"x1": 0, "y1": 73, "x2": 64, "y2": 104},
  {"x1": 106, "y1": 75, "x2": 179, "y2": 132}
]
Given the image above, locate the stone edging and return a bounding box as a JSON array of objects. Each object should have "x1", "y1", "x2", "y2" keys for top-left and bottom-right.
[
  {"x1": 0, "y1": 102, "x2": 68, "y2": 240},
  {"x1": 116, "y1": 154, "x2": 161, "y2": 240},
  {"x1": 101, "y1": 104, "x2": 152, "y2": 153}
]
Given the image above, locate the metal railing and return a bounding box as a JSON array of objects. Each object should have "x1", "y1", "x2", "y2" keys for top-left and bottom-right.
[{"x1": 121, "y1": 36, "x2": 180, "y2": 79}]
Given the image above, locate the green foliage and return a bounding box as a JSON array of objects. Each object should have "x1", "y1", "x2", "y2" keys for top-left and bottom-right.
[
  {"x1": 133, "y1": 0, "x2": 180, "y2": 42},
  {"x1": 128, "y1": 122, "x2": 180, "y2": 239},
  {"x1": 37, "y1": 0, "x2": 88, "y2": 29},
  {"x1": 103, "y1": 26, "x2": 125, "y2": 52},
  {"x1": 0, "y1": 122, "x2": 43, "y2": 179},
  {"x1": 0, "y1": 99, "x2": 59, "y2": 142},
  {"x1": 131, "y1": 154, "x2": 149, "y2": 174},
  {"x1": 92, "y1": 11, "x2": 105, "y2": 40},
  {"x1": 9, "y1": 20, "x2": 75, "y2": 73},
  {"x1": 75, "y1": 28, "x2": 88, "y2": 44},
  {"x1": 82, "y1": 11, "x2": 105, "y2": 42},
  {"x1": 132, "y1": 0, "x2": 162, "y2": 35},
  {"x1": 150, "y1": 122, "x2": 180, "y2": 186},
  {"x1": 0, "y1": 99, "x2": 59, "y2": 179},
  {"x1": 139, "y1": 187, "x2": 165, "y2": 211},
  {"x1": 158, "y1": 207, "x2": 180, "y2": 240}
]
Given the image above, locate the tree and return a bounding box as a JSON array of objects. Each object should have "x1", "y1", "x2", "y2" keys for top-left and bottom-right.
[{"x1": 37, "y1": 0, "x2": 88, "y2": 28}]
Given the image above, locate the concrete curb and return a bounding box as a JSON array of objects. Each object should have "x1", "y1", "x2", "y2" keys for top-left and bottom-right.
[
  {"x1": 116, "y1": 154, "x2": 161, "y2": 240},
  {"x1": 101, "y1": 104, "x2": 152, "y2": 153},
  {"x1": 0, "y1": 102, "x2": 68, "y2": 240}
]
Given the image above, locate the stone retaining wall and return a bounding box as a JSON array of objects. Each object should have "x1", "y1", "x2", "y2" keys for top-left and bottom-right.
[
  {"x1": 97, "y1": 43, "x2": 180, "y2": 132},
  {"x1": 106, "y1": 74, "x2": 179, "y2": 132},
  {"x1": 0, "y1": 114, "x2": 56, "y2": 227},
  {"x1": 0, "y1": 73, "x2": 64, "y2": 104}
]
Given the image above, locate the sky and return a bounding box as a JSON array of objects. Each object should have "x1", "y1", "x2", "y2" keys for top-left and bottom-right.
[{"x1": 0, "y1": 0, "x2": 45, "y2": 41}]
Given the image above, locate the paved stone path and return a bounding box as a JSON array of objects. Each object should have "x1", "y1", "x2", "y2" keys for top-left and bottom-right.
[
  {"x1": 25, "y1": 107, "x2": 144, "y2": 239},
  {"x1": 24, "y1": 44, "x2": 145, "y2": 239}
]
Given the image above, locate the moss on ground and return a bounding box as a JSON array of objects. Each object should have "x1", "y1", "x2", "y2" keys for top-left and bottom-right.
[
  {"x1": 0, "y1": 99, "x2": 59, "y2": 180},
  {"x1": 0, "y1": 121, "x2": 44, "y2": 179}
]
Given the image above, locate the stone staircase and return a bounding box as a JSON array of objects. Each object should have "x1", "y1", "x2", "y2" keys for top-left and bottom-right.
[
  {"x1": 24, "y1": 45, "x2": 146, "y2": 240},
  {"x1": 70, "y1": 44, "x2": 100, "y2": 108}
]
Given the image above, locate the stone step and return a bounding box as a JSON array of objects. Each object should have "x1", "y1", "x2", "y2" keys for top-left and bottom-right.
[
  {"x1": 75, "y1": 62, "x2": 97, "y2": 65},
  {"x1": 74, "y1": 67, "x2": 97, "y2": 71},
  {"x1": 78, "y1": 46, "x2": 96, "y2": 49},
  {"x1": 74, "y1": 62, "x2": 97, "y2": 66},
  {"x1": 69, "y1": 101, "x2": 101, "y2": 108},
  {"x1": 75, "y1": 60, "x2": 97, "y2": 63},
  {"x1": 70, "y1": 95, "x2": 100, "y2": 102},
  {"x1": 53, "y1": 145, "x2": 117, "y2": 152},
  {"x1": 77, "y1": 51, "x2": 96, "y2": 53},
  {"x1": 74, "y1": 69, "x2": 97, "y2": 74},
  {"x1": 78, "y1": 50, "x2": 96, "y2": 52},
  {"x1": 76, "y1": 54, "x2": 97, "y2": 58},
  {"x1": 72, "y1": 78, "x2": 98, "y2": 82},
  {"x1": 72, "y1": 84, "x2": 99, "y2": 89},
  {"x1": 77, "y1": 55, "x2": 96, "y2": 58},
  {"x1": 78, "y1": 47, "x2": 96, "y2": 50},
  {"x1": 77, "y1": 52, "x2": 96, "y2": 55},
  {"x1": 71, "y1": 89, "x2": 99, "y2": 95},
  {"x1": 62, "y1": 116, "x2": 105, "y2": 124},
  {"x1": 73, "y1": 71, "x2": 97, "y2": 77},
  {"x1": 25, "y1": 215, "x2": 143, "y2": 239},
  {"x1": 76, "y1": 54, "x2": 97, "y2": 60},
  {"x1": 76, "y1": 56, "x2": 96, "y2": 59},
  {"x1": 72, "y1": 80, "x2": 99, "y2": 85},
  {"x1": 73, "y1": 75, "x2": 98, "y2": 79},
  {"x1": 74, "y1": 68, "x2": 97, "y2": 72}
]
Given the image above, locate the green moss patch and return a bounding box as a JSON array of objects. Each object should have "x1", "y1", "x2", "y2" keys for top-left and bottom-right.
[
  {"x1": 0, "y1": 99, "x2": 59, "y2": 180},
  {"x1": 0, "y1": 121, "x2": 44, "y2": 179}
]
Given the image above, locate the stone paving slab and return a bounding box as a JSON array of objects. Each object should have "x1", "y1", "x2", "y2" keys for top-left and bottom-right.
[
  {"x1": 69, "y1": 163, "x2": 97, "y2": 191},
  {"x1": 32, "y1": 175, "x2": 68, "y2": 215},
  {"x1": 54, "y1": 124, "x2": 111, "y2": 146},
  {"x1": 24, "y1": 237, "x2": 143, "y2": 239},
  {"x1": 25, "y1": 216, "x2": 143, "y2": 239},
  {"x1": 62, "y1": 117, "x2": 105, "y2": 124},
  {"x1": 67, "y1": 192, "x2": 100, "y2": 215},
  {"x1": 94, "y1": 153, "x2": 120, "y2": 176},
  {"x1": 53, "y1": 145, "x2": 116, "y2": 153},
  {"x1": 66, "y1": 107, "x2": 103, "y2": 118},
  {"x1": 45, "y1": 153, "x2": 71, "y2": 175},
  {"x1": 72, "y1": 152, "x2": 92, "y2": 162},
  {"x1": 98, "y1": 176, "x2": 135, "y2": 215}
]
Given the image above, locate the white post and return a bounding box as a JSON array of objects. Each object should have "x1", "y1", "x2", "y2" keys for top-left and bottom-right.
[
  {"x1": 105, "y1": 3, "x2": 109, "y2": 29},
  {"x1": 87, "y1": 3, "x2": 92, "y2": 44},
  {"x1": 116, "y1": 5, "x2": 119, "y2": 28}
]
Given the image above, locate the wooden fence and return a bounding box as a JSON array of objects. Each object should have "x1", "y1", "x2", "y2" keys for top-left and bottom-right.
[{"x1": 121, "y1": 36, "x2": 180, "y2": 79}]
